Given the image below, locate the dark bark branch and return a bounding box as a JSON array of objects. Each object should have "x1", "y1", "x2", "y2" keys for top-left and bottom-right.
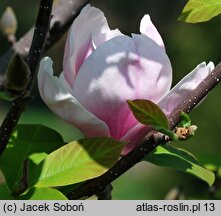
[
  {"x1": 0, "y1": 98, "x2": 29, "y2": 154},
  {"x1": 11, "y1": 159, "x2": 29, "y2": 196},
  {"x1": 67, "y1": 62, "x2": 221, "y2": 200},
  {"x1": 0, "y1": 0, "x2": 53, "y2": 156},
  {"x1": 26, "y1": 1, "x2": 53, "y2": 90}
]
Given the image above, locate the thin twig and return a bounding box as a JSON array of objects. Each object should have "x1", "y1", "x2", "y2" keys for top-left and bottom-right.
[
  {"x1": 0, "y1": 0, "x2": 53, "y2": 156},
  {"x1": 67, "y1": 62, "x2": 221, "y2": 199},
  {"x1": 26, "y1": 0, "x2": 53, "y2": 90},
  {"x1": 11, "y1": 159, "x2": 29, "y2": 196}
]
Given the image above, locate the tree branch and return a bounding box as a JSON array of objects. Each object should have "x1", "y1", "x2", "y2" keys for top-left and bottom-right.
[
  {"x1": 67, "y1": 62, "x2": 221, "y2": 200},
  {"x1": 0, "y1": 0, "x2": 53, "y2": 156}
]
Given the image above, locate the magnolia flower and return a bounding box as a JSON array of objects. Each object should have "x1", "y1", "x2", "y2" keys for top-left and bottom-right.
[{"x1": 38, "y1": 4, "x2": 214, "y2": 155}]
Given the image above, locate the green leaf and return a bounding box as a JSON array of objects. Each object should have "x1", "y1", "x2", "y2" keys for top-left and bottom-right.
[
  {"x1": 144, "y1": 145, "x2": 215, "y2": 186},
  {"x1": 0, "y1": 124, "x2": 64, "y2": 193},
  {"x1": 0, "y1": 184, "x2": 14, "y2": 200},
  {"x1": 180, "y1": 112, "x2": 191, "y2": 128},
  {"x1": 127, "y1": 99, "x2": 169, "y2": 129},
  {"x1": 179, "y1": 0, "x2": 221, "y2": 23},
  {"x1": 31, "y1": 137, "x2": 124, "y2": 187},
  {"x1": 19, "y1": 188, "x2": 67, "y2": 200}
]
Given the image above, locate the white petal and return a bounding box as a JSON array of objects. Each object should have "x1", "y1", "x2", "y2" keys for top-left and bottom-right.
[
  {"x1": 132, "y1": 34, "x2": 172, "y2": 101},
  {"x1": 158, "y1": 62, "x2": 215, "y2": 115},
  {"x1": 38, "y1": 57, "x2": 110, "y2": 137},
  {"x1": 63, "y1": 4, "x2": 122, "y2": 87},
  {"x1": 58, "y1": 72, "x2": 74, "y2": 94},
  {"x1": 140, "y1": 14, "x2": 165, "y2": 49},
  {"x1": 92, "y1": 29, "x2": 123, "y2": 48},
  {"x1": 120, "y1": 123, "x2": 151, "y2": 155},
  {"x1": 73, "y1": 35, "x2": 172, "y2": 140}
]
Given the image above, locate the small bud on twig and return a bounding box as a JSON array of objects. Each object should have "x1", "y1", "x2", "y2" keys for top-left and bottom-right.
[
  {"x1": 6, "y1": 54, "x2": 30, "y2": 93},
  {"x1": 0, "y1": 6, "x2": 17, "y2": 44},
  {"x1": 175, "y1": 125, "x2": 198, "y2": 140}
]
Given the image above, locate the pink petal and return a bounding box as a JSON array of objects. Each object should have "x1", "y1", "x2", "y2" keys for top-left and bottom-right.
[
  {"x1": 38, "y1": 57, "x2": 110, "y2": 137},
  {"x1": 132, "y1": 34, "x2": 172, "y2": 101},
  {"x1": 92, "y1": 29, "x2": 123, "y2": 48},
  {"x1": 63, "y1": 4, "x2": 122, "y2": 87},
  {"x1": 73, "y1": 35, "x2": 172, "y2": 140},
  {"x1": 158, "y1": 62, "x2": 215, "y2": 115},
  {"x1": 120, "y1": 123, "x2": 151, "y2": 155},
  {"x1": 140, "y1": 14, "x2": 165, "y2": 49}
]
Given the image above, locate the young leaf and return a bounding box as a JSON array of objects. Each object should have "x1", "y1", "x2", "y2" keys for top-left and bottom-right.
[
  {"x1": 127, "y1": 99, "x2": 169, "y2": 129},
  {"x1": 0, "y1": 124, "x2": 64, "y2": 193},
  {"x1": 19, "y1": 188, "x2": 67, "y2": 200},
  {"x1": 31, "y1": 137, "x2": 125, "y2": 187},
  {"x1": 179, "y1": 0, "x2": 221, "y2": 23},
  {"x1": 180, "y1": 112, "x2": 191, "y2": 128},
  {"x1": 144, "y1": 145, "x2": 215, "y2": 186}
]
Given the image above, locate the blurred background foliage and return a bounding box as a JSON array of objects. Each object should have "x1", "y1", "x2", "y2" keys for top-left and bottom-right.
[{"x1": 0, "y1": 0, "x2": 221, "y2": 199}]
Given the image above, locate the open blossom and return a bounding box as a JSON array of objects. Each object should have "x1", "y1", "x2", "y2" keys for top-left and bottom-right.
[{"x1": 38, "y1": 4, "x2": 214, "y2": 155}]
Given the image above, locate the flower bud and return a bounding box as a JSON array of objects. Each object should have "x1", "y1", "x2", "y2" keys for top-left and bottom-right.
[
  {"x1": 6, "y1": 54, "x2": 30, "y2": 92},
  {"x1": 175, "y1": 125, "x2": 198, "y2": 140},
  {"x1": 0, "y1": 6, "x2": 17, "y2": 42},
  {"x1": 37, "y1": 4, "x2": 214, "y2": 155},
  {"x1": 176, "y1": 127, "x2": 189, "y2": 140}
]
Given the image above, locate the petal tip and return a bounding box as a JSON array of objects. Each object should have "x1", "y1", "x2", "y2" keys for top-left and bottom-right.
[
  {"x1": 40, "y1": 56, "x2": 53, "y2": 67},
  {"x1": 207, "y1": 61, "x2": 215, "y2": 71},
  {"x1": 140, "y1": 13, "x2": 165, "y2": 49},
  {"x1": 196, "y1": 61, "x2": 215, "y2": 73}
]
